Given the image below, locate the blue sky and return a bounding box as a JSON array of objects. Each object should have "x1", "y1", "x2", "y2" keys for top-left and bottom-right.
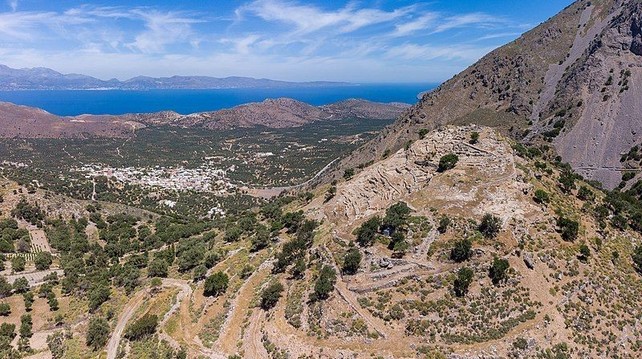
[{"x1": 0, "y1": 0, "x2": 573, "y2": 83}]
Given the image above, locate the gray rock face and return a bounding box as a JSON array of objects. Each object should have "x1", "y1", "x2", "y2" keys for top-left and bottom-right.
[
  {"x1": 523, "y1": 252, "x2": 535, "y2": 269},
  {"x1": 630, "y1": 16, "x2": 642, "y2": 55}
]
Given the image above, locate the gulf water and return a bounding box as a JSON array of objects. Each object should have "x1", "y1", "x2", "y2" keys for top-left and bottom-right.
[{"x1": 0, "y1": 83, "x2": 436, "y2": 116}]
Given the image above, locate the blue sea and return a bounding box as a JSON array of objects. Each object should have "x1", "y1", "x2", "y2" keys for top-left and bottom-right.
[{"x1": 0, "y1": 83, "x2": 436, "y2": 116}]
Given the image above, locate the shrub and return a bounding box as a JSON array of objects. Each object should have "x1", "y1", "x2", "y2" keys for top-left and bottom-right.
[
  {"x1": 343, "y1": 169, "x2": 355, "y2": 180},
  {"x1": 579, "y1": 244, "x2": 590, "y2": 261},
  {"x1": 437, "y1": 216, "x2": 451, "y2": 234},
  {"x1": 577, "y1": 186, "x2": 594, "y2": 201},
  {"x1": 533, "y1": 189, "x2": 550, "y2": 204},
  {"x1": 489, "y1": 257, "x2": 510, "y2": 285},
  {"x1": 470, "y1": 132, "x2": 480, "y2": 144},
  {"x1": 453, "y1": 267, "x2": 474, "y2": 297},
  {"x1": 204, "y1": 272, "x2": 229, "y2": 297},
  {"x1": 479, "y1": 214, "x2": 501, "y2": 238},
  {"x1": 418, "y1": 129, "x2": 429, "y2": 139},
  {"x1": 260, "y1": 282, "x2": 284, "y2": 310},
  {"x1": 450, "y1": 238, "x2": 472, "y2": 262},
  {"x1": 342, "y1": 247, "x2": 362, "y2": 275},
  {"x1": 438, "y1": 153, "x2": 459, "y2": 172}
]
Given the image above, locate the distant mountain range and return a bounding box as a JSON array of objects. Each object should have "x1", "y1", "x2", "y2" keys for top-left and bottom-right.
[{"x1": 0, "y1": 64, "x2": 352, "y2": 90}]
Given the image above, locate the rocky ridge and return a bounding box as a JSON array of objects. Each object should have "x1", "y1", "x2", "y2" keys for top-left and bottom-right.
[{"x1": 324, "y1": 0, "x2": 642, "y2": 189}]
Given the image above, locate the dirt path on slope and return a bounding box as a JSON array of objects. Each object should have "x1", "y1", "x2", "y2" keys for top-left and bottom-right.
[
  {"x1": 242, "y1": 310, "x2": 269, "y2": 358},
  {"x1": 216, "y1": 262, "x2": 271, "y2": 353},
  {"x1": 106, "y1": 290, "x2": 147, "y2": 359}
]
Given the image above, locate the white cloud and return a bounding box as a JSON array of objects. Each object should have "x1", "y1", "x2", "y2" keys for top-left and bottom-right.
[
  {"x1": 7, "y1": 0, "x2": 17, "y2": 12},
  {"x1": 385, "y1": 43, "x2": 495, "y2": 62},
  {"x1": 238, "y1": 0, "x2": 410, "y2": 35},
  {"x1": 127, "y1": 11, "x2": 202, "y2": 53},
  {"x1": 393, "y1": 13, "x2": 438, "y2": 37},
  {"x1": 432, "y1": 13, "x2": 503, "y2": 34}
]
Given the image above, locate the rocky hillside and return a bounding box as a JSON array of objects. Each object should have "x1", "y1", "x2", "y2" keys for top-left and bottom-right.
[
  {"x1": 326, "y1": 0, "x2": 642, "y2": 190},
  {"x1": 0, "y1": 98, "x2": 409, "y2": 138},
  {"x1": 265, "y1": 124, "x2": 642, "y2": 358},
  {"x1": 0, "y1": 102, "x2": 141, "y2": 138}
]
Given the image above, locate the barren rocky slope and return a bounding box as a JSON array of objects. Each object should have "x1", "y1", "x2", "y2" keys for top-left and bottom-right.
[
  {"x1": 324, "y1": 0, "x2": 642, "y2": 190},
  {"x1": 0, "y1": 98, "x2": 409, "y2": 138}
]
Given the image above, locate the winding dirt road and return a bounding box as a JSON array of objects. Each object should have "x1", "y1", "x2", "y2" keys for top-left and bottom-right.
[{"x1": 106, "y1": 278, "x2": 205, "y2": 359}]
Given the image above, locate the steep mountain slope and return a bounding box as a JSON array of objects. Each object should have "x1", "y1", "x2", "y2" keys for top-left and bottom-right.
[
  {"x1": 0, "y1": 99, "x2": 409, "y2": 138},
  {"x1": 326, "y1": 0, "x2": 641, "y2": 189}
]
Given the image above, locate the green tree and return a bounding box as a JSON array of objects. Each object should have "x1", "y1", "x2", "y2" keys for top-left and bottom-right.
[
  {"x1": 12, "y1": 277, "x2": 29, "y2": 294},
  {"x1": 250, "y1": 225, "x2": 270, "y2": 252},
  {"x1": 148, "y1": 258, "x2": 168, "y2": 278},
  {"x1": 0, "y1": 302, "x2": 10, "y2": 316},
  {"x1": 438, "y1": 153, "x2": 459, "y2": 172},
  {"x1": 453, "y1": 267, "x2": 474, "y2": 297},
  {"x1": 558, "y1": 170, "x2": 576, "y2": 193},
  {"x1": 46, "y1": 331, "x2": 65, "y2": 359},
  {"x1": 479, "y1": 214, "x2": 501, "y2": 239},
  {"x1": 22, "y1": 292, "x2": 34, "y2": 312},
  {"x1": 19, "y1": 314, "x2": 32, "y2": 339},
  {"x1": 11, "y1": 256, "x2": 25, "y2": 273},
  {"x1": 34, "y1": 252, "x2": 53, "y2": 271},
  {"x1": 342, "y1": 247, "x2": 362, "y2": 275},
  {"x1": 86, "y1": 317, "x2": 109, "y2": 351},
  {"x1": 125, "y1": 314, "x2": 158, "y2": 341},
  {"x1": 47, "y1": 291, "x2": 59, "y2": 311},
  {"x1": 354, "y1": 216, "x2": 381, "y2": 247},
  {"x1": 88, "y1": 285, "x2": 110, "y2": 312},
  {"x1": 383, "y1": 202, "x2": 412, "y2": 232},
  {"x1": 260, "y1": 282, "x2": 284, "y2": 310},
  {"x1": 418, "y1": 128, "x2": 429, "y2": 139},
  {"x1": 0, "y1": 276, "x2": 11, "y2": 298},
  {"x1": 193, "y1": 265, "x2": 207, "y2": 281},
  {"x1": 290, "y1": 258, "x2": 306, "y2": 279},
  {"x1": 313, "y1": 265, "x2": 336, "y2": 301},
  {"x1": 204, "y1": 272, "x2": 229, "y2": 297},
  {"x1": 489, "y1": 257, "x2": 510, "y2": 285},
  {"x1": 450, "y1": 238, "x2": 472, "y2": 262},
  {"x1": 557, "y1": 217, "x2": 579, "y2": 242}
]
